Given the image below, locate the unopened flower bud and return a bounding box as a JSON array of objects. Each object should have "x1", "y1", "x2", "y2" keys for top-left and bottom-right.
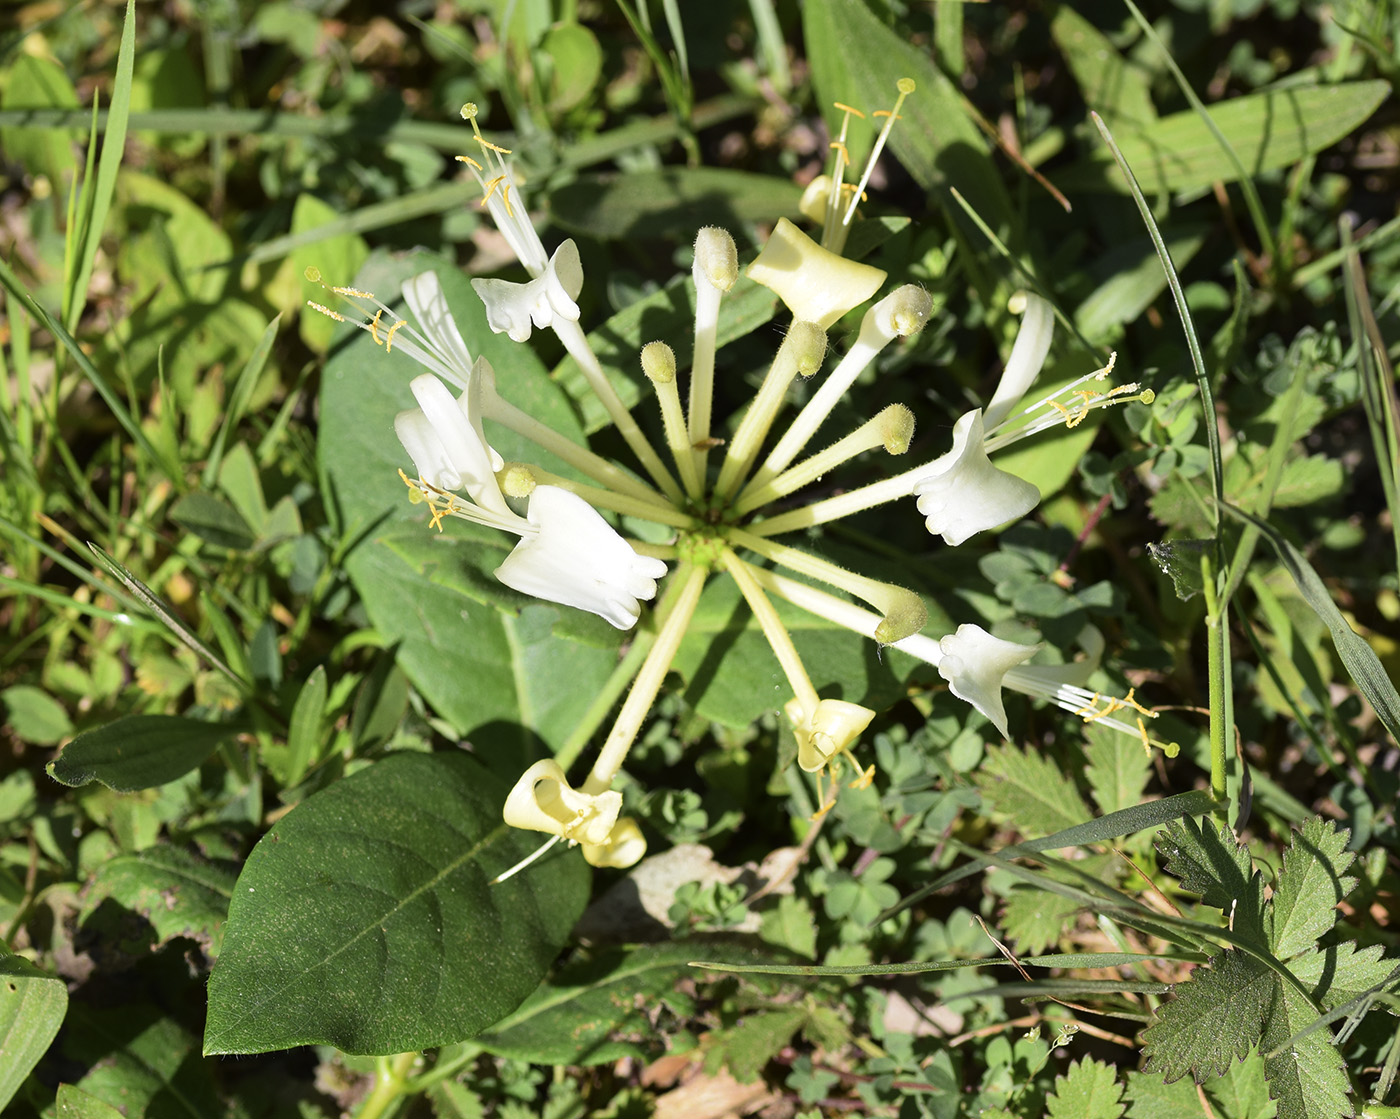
[
  {"x1": 877, "y1": 404, "x2": 915, "y2": 455},
  {"x1": 873, "y1": 586, "x2": 927, "y2": 645},
  {"x1": 877, "y1": 284, "x2": 933, "y2": 339},
  {"x1": 499, "y1": 463, "x2": 537, "y2": 499},
  {"x1": 747, "y1": 218, "x2": 886, "y2": 329},
  {"x1": 694, "y1": 227, "x2": 738, "y2": 292},
  {"x1": 786, "y1": 321, "x2": 829, "y2": 379},
  {"x1": 640, "y1": 341, "x2": 676, "y2": 384}
]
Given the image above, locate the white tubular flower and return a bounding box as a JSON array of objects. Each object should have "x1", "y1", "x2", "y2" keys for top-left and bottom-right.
[
  {"x1": 983, "y1": 292, "x2": 1055, "y2": 429},
  {"x1": 494, "y1": 485, "x2": 669, "y2": 630},
  {"x1": 580, "y1": 816, "x2": 647, "y2": 868},
  {"x1": 395, "y1": 372, "x2": 514, "y2": 520},
  {"x1": 503, "y1": 760, "x2": 623, "y2": 847},
  {"x1": 402, "y1": 272, "x2": 475, "y2": 382},
  {"x1": 784, "y1": 696, "x2": 877, "y2": 772},
  {"x1": 912, "y1": 409, "x2": 1042, "y2": 546},
  {"x1": 933, "y1": 624, "x2": 1040, "y2": 738},
  {"x1": 472, "y1": 239, "x2": 584, "y2": 343}
]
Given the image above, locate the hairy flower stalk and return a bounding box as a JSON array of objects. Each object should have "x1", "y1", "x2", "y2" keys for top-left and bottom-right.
[{"x1": 333, "y1": 80, "x2": 1155, "y2": 869}]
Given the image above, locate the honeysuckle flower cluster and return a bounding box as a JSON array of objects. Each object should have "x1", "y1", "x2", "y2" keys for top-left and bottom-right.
[{"x1": 316, "y1": 87, "x2": 1164, "y2": 872}]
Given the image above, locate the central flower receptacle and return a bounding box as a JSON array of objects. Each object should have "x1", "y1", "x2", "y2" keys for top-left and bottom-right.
[{"x1": 675, "y1": 526, "x2": 731, "y2": 570}]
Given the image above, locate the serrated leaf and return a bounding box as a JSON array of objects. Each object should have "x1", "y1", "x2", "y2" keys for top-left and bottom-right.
[
  {"x1": 47, "y1": 714, "x2": 241, "y2": 791},
  {"x1": 1002, "y1": 888, "x2": 1083, "y2": 955},
  {"x1": 204, "y1": 752, "x2": 589, "y2": 1055},
  {"x1": 84, "y1": 846, "x2": 234, "y2": 955},
  {"x1": 1271, "y1": 456, "x2": 1345, "y2": 508},
  {"x1": 1288, "y1": 942, "x2": 1400, "y2": 1015},
  {"x1": 1083, "y1": 722, "x2": 1152, "y2": 815},
  {"x1": 1206, "y1": 1045, "x2": 1278, "y2": 1119},
  {"x1": 477, "y1": 940, "x2": 762, "y2": 1066},
  {"x1": 1270, "y1": 818, "x2": 1356, "y2": 960},
  {"x1": 976, "y1": 743, "x2": 1093, "y2": 836},
  {"x1": 1157, "y1": 817, "x2": 1267, "y2": 944},
  {"x1": 1047, "y1": 1058, "x2": 1126, "y2": 1119},
  {"x1": 712, "y1": 1007, "x2": 807, "y2": 1084},
  {"x1": 1260, "y1": 981, "x2": 1352, "y2": 1119},
  {"x1": 0, "y1": 950, "x2": 68, "y2": 1114},
  {"x1": 1142, "y1": 950, "x2": 1274, "y2": 1083},
  {"x1": 1123, "y1": 1070, "x2": 1209, "y2": 1119}
]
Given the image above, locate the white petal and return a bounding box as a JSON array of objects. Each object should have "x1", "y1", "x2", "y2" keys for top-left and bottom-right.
[
  {"x1": 937, "y1": 624, "x2": 1040, "y2": 737},
  {"x1": 913, "y1": 410, "x2": 1041, "y2": 545},
  {"x1": 983, "y1": 293, "x2": 1054, "y2": 429},
  {"x1": 402, "y1": 272, "x2": 474, "y2": 384},
  {"x1": 394, "y1": 409, "x2": 461, "y2": 491},
  {"x1": 580, "y1": 817, "x2": 647, "y2": 868},
  {"x1": 494, "y1": 486, "x2": 668, "y2": 629},
  {"x1": 407, "y1": 374, "x2": 512, "y2": 516},
  {"x1": 472, "y1": 241, "x2": 583, "y2": 343},
  {"x1": 785, "y1": 697, "x2": 876, "y2": 772}
]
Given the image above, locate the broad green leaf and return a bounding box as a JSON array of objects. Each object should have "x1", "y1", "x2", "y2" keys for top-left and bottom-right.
[
  {"x1": 1046, "y1": 1058, "x2": 1126, "y2": 1119},
  {"x1": 1068, "y1": 81, "x2": 1389, "y2": 195},
  {"x1": 1142, "y1": 949, "x2": 1274, "y2": 1083},
  {"x1": 1222, "y1": 502, "x2": 1400, "y2": 746},
  {"x1": 64, "y1": 1010, "x2": 220, "y2": 1118},
  {"x1": 1156, "y1": 817, "x2": 1266, "y2": 944},
  {"x1": 0, "y1": 950, "x2": 68, "y2": 1114},
  {"x1": 477, "y1": 940, "x2": 762, "y2": 1065},
  {"x1": 803, "y1": 0, "x2": 1011, "y2": 229},
  {"x1": 284, "y1": 664, "x2": 328, "y2": 787},
  {"x1": 168, "y1": 491, "x2": 257, "y2": 551},
  {"x1": 1260, "y1": 981, "x2": 1351, "y2": 1119},
  {"x1": 84, "y1": 846, "x2": 234, "y2": 955},
  {"x1": 55, "y1": 1084, "x2": 127, "y2": 1119},
  {"x1": 1074, "y1": 230, "x2": 1206, "y2": 343},
  {"x1": 542, "y1": 23, "x2": 603, "y2": 112},
  {"x1": 277, "y1": 192, "x2": 370, "y2": 353},
  {"x1": 47, "y1": 714, "x2": 240, "y2": 791},
  {"x1": 1271, "y1": 455, "x2": 1345, "y2": 508},
  {"x1": 1, "y1": 683, "x2": 73, "y2": 745},
  {"x1": 1288, "y1": 942, "x2": 1400, "y2": 1014},
  {"x1": 1270, "y1": 818, "x2": 1356, "y2": 961},
  {"x1": 548, "y1": 168, "x2": 801, "y2": 240},
  {"x1": 1051, "y1": 8, "x2": 1156, "y2": 128},
  {"x1": 976, "y1": 742, "x2": 1093, "y2": 836},
  {"x1": 204, "y1": 751, "x2": 589, "y2": 1055}
]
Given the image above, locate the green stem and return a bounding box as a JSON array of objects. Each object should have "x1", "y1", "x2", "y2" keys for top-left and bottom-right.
[
  {"x1": 1201, "y1": 552, "x2": 1229, "y2": 810},
  {"x1": 552, "y1": 625, "x2": 657, "y2": 772},
  {"x1": 354, "y1": 1052, "x2": 420, "y2": 1119}
]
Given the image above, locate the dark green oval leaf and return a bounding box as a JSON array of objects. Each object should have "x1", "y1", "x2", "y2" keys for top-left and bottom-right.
[
  {"x1": 168, "y1": 491, "x2": 257, "y2": 550},
  {"x1": 0, "y1": 950, "x2": 68, "y2": 1114},
  {"x1": 47, "y1": 714, "x2": 240, "y2": 790},
  {"x1": 203, "y1": 751, "x2": 590, "y2": 1056}
]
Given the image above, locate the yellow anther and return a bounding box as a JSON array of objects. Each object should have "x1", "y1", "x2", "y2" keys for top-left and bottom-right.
[
  {"x1": 832, "y1": 101, "x2": 866, "y2": 118},
  {"x1": 829, "y1": 140, "x2": 851, "y2": 162},
  {"x1": 455, "y1": 154, "x2": 483, "y2": 170},
  {"x1": 398, "y1": 467, "x2": 423, "y2": 499},
  {"x1": 476, "y1": 137, "x2": 513, "y2": 156},
  {"x1": 1137, "y1": 716, "x2": 1152, "y2": 755},
  {"x1": 370, "y1": 308, "x2": 383, "y2": 345},
  {"x1": 1048, "y1": 399, "x2": 1073, "y2": 422},
  {"x1": 1074, "y1": 692, "x2": 1103, "y2": 719},
  {"x1": 1119, "y1": 688, "x2": 1156, "y2": 718},
  {"x1": 333, "y1": 286, "x2": 375, "y2": 299},
  {"x1": 306, "y1": 301, "x2": 346, "y2": 322},
  {"x1": 848, "y1": 763, "x2": 876, "y2": 790},
  {"x1": 385, "y1": 319, "x2": 408, "y2": 352},
  {"x1": 304, "y1": 266, "x2": 321, "y2": 283},
  {"x1": 871, "y1": 109, "x2": 904, "y2": 121}
]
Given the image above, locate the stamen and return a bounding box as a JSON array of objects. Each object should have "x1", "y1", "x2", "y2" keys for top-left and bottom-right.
[
  {"x1": 1136, "y1": 716, "x2": 1152, "y2": 755},
  {"x1": 849, "y1": 763, "x2": 876, "y2": 790},
  {"x1": 455, "y1": 154, "x2": 483, "y2": 170},
  {"x1": 476, "y1": 138, "x2": 513, "y2": 156},
  {"x1": 832, "y1": 101, "x2": 866, "y2": 118},
  {"x1": 480, "y1": 175, "x2": 507, "y2": 209},
  {"x1": 829, "y1": 140, "x2": 851, "y2": 163},
  {"x1": 333, "y1": 286, "x2": 376, "y2": 299},
  {"x1": 306, "y1": 301, "x2": 345, "y2": 322},
  {"x1": 370, "y1": 308, "x2": 383, "y2": 345},
  {"x1": 385, "y1": 318, "x2": 408, "y2": 352}
]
